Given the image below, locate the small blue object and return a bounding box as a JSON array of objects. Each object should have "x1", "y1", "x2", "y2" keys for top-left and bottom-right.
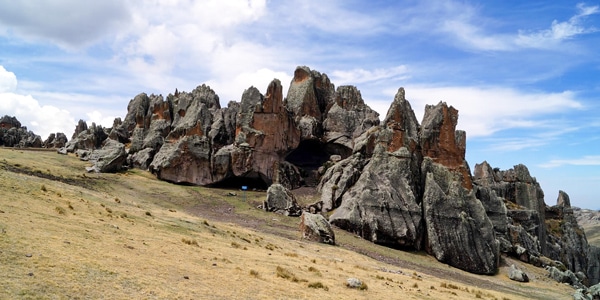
[{"x1": 241, "y1": 186, "x2": 248, "y2": 190}]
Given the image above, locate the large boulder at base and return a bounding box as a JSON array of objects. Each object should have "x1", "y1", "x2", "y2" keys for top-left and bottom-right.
[
  {"x1": 150, "y1": 135, "x2": 213, "y2": 184},
  {"x1": 329, "y1": 144, "x2": 423, "y2": 248},
  {"x1": 508, "y1": 264, "x2": 529, "y2": 282},
  {"x1": 88, "y1": 139, "x2": 127, "y2": 173},
  {"x1": 422, "y1": 166, "x2": 499, "y2": 275},
  {"x1": 300, "y1": 212, "x2": 335, "y2": 245},
  {"x1": 264, "y1": 183, "x2": 301, "y2": 216}
]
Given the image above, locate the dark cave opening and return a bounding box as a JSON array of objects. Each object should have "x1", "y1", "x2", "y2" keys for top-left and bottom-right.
[
  {"x1": 208, "y1": 172, "x2": 270, "y2": 191},
  {"x1": 284, "y1": 139, "x2": 333, "y2": 187},
  {"x1": 285, "y1": 139, "x2": 331, "y2": 171}
]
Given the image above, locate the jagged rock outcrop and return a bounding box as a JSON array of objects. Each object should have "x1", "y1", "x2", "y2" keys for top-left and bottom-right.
[
  {"x1": 65, "y1": 122, "x2": 109, "y2": 152},
  {"x1": 327, "y1": 89, "x2": 423, "y2": 249},
  {"x1": 475, "y1": 161, "x2": 597, "y2": 284},
  {"x1": 63, "y1": 65, "x2": 598, "y2": 280},
  {"x1": 86, "y1": 66, "x2": 378, "y2": 191},
  {"x1": 0, "y1": 115, "x2": 44, "y2": 148},
  {"x1": 322, "y1": 90, "x2": 499, "y2": 274},
  {"x1": 43, "y1": 132, "x2": 68, "y2": 148}
]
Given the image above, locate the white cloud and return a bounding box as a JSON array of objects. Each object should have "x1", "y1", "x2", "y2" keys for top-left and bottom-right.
[
  {"x1": 0, "y1": 65, "x2": 77, "y2": 139},
  {"x1": 0, "y1": 0, "x2": 130, "y2": 48},
  {"x1": 391, "y1": 86, "x2": 582, "y2": 138},
  {"x1": 540, "y1": 155, "x2": 600, "y2": 168},
  {"x1": 0, "y1": 66, "x2": 17, "y2": 93},
  {"x1": 0, "y1": 92, "x2": 77, "y2": 139}
]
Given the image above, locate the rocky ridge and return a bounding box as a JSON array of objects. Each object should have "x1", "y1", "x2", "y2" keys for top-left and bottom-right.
[
  {"x1": 0, "y1": 115, "x2": 67, "y2": 149},
  {"x1": 63, "y1": 66, "x2": 596, "y2": 285}
]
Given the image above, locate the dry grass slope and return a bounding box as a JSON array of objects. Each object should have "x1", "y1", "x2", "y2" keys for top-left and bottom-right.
[{"x1": 0, "y1": 148, "x2": 574, "y2": 299}]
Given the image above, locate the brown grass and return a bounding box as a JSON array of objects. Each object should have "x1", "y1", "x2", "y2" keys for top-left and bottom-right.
[{"x1": 0, "y1": 148, "x2": 575, "y2": 299}]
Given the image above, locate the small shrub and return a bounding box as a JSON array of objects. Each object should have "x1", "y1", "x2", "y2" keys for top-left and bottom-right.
[
  {"x1": 231, "y1": 242, "x2": 241, "y2": 249},
  {"x1": 412, "y1": 283, "x2": 419, "y2": 288},
  {"x1": 358, "y1": 282, "x2": 368, "y2": 290},
  {"x1": 67, "y1": 202, "x2": 74, "y2": 210},
  {"x1": 145, "y1": 211, "x2": 152, "y2": 216},
  {"x1": 249, "y1": 269, "x2": 259, "y2": 277},
  {"x1": 55, "y1": 206, "x2": 66, "y2": 215},
  {"x1": 284, "y1": 252, "x2": 298, "y2": 257},
  {"x1": 41, "y1": 185, "x2": 47, "y2": 192},
  {"x1": 105, "y1": 207, "x2": 113, "y2": 213},
  {"x1": 203, "y1": 220, "x2": 209, "y2": 226},
  {"x1": 120, "y1": 213, "x2": 127, "y2": 218},
  {"x1": 182, "y1": 238, "x2": 199, "y2": 247},
  {"x1": 276, "y1": 266, "x2": 304, "y2": 283},
  {"x1": 265, "y1": 243, "x2": 276, "y2": 251},
  {"x1": 308, "y1": 282, "x2": 329, "y2": 291},
  {"x1": 114, "y1": 198, "x2": 120, "y2": 203},
  {"x1": 375, "y1": 275, "x2": 385, "y2": 280},
  {"x1": 56, "y1": 192, "x2": 62, "y2": 197},
  {"x1": 241, "y1": 237, "x2": 251, "y2": 243},
  {"x1": 308, "y1": 266, "x2": 322, "y2": 276}
]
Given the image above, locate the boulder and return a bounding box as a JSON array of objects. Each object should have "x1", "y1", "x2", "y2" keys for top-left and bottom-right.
[
  {"x1": 300, "y1": 212, "x2": 335, "y2": 245},
  {"x1": 422, "y1": 167, "x2": 499, "y2": 275},
  {"x1": 88, "y1": 139, "x2": 127, "y2": 173},
  {"x1": 508, "y1": 264, "x2": 529, "y2": 282},
  {"x1": 264, "y1": 184, "x2": 302, "y2": 216},
  {"x1": 329, "y1": 144, "x2": 423, "y2": 249}
]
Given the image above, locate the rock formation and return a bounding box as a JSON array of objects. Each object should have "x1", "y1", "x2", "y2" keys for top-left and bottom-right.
[
  {"x1": 321, "y1": 90, "x2": 498, "y2": 274},
  {"x1": 65, "y1": 65, "x2": 597, "y2": 281},
  {"x1": 0, "y1": 115, "x2": 61, "y2": 148},
  {"x1": 81, "y1": 66, "x2": 378, "y2": 191}
]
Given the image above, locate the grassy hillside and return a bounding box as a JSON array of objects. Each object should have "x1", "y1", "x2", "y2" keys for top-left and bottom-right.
[{"x1": 0, "y1": 148, "x2": 573, "y2": 299}]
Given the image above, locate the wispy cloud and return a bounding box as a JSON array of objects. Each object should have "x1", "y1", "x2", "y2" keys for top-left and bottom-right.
[
  {"x1": 437, "y1": 2, "x2": 600, "y2": 51},
  {"x1": 540, "y1": 155, "x2": 600, "y2": 168},
  {"x1": 331, "y1": 66, "x2": 409, "y2": 85},
  {"x1": 516, "y1": 3, "x2": 600, "y2": 48}
]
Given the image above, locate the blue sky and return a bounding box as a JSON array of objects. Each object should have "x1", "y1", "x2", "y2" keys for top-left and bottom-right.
[{"x1": 0, "y1": 0, "x2": 599, "y2": 208}]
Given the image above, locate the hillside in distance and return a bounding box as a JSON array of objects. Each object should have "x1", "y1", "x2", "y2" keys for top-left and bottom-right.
[{"x1": 0, "y1": 148, "x2": 574, "y2": 299}]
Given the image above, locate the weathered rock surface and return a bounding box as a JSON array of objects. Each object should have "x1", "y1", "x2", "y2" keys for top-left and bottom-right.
[
  {"x1": 80, "y1": 66, "x2": 379, "y2": 194},
  {"x1": 322, "y1": 90, "x2": 499, "y2": 274},
  {"x1": 264, "y1": 183, "x2": 301, "y2": 216},
  {"x1": 474, "y1": 160, "x2": 597, "y2": 284},
  {"x1": 300, "y1": 212, "x2": 335, "y2": 245}
]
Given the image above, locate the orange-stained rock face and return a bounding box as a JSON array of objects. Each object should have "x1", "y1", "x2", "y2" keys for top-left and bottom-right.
[
  {"x1": 421, "y1": 103, "x2": 464, "y2": 168},
  {"x1": 293, "y1": 67, "x2": 311, "y2": 83}
]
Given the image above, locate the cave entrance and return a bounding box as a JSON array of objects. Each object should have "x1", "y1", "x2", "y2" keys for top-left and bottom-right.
[
  {"x1": 284, "y1": 139, "x2": 331, "y2": 187},
  {"x1": 208, "y1": 171, "x2": 270, "y2": 191}
]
